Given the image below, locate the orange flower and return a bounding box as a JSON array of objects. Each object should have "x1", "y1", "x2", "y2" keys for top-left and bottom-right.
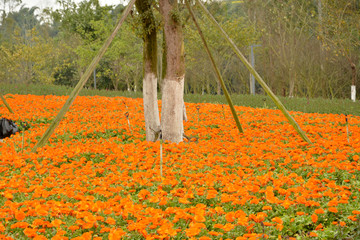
[
  {"x1": 138, "y1": 189, "x2": 151, "y2": 201},
  {"x1": 262, "y1": 206, "x2": 272, "y2": 211},
  {"x1": 208, "y1": 231, "x2": 222, "y2": 236},
  {"x1": 238, "y1": 216, "x2": 249, "y2": 226},
  {"x1": 309, "y1": 232, "x2": 318, "y2": 237},
  {"x1": 206, "y1": 190, "x2": 218, "y2": 199},
  {"x1": 185, "y1": 227, "x2": 201, "y2": 237},
  {"x1": 315, "y1": 223, "x2": 323, "y2": 230},
  {"x1": 34, "y1": 236, "x2": 48, "y2": 240},
  {"x1": 106, "y1": 217, "x2": 116, "y2": 225},
  {"x1": 311, "y1": 214, "x2": 318, "y2": 223},
  {"x1": 109, "y1": 228, "x2": 126, "y2": 240},
  {"x1": 23, "y1": 228, "x2": 38, "y2": 238},
  {"x1": 223, "y1": 223, "x2": 234, "y2": 232},
  {"x1": 199, "y1": 237, "x2": 212, "y2": 240},
  {"x1": 15, "y1": 211, "x2": 26, "y2": 221},
  {"x1": 69, "y1": 225, "x2": 80, "y2": 231},
  {"x1": 11, "y1": 222, "x2": 29, "y2": 229},
  {"x1": 225, "y1": 212, "x2": 236, "y2": 223},
  {"x1": 4, "y1": 192, "x2": 13, "y2": 200},
  {"x1": 348, "y1": 215, "x2": 357, "y2": 221},
  {"x1": 328, "y1": 207, "x2": 338, "y2": 213},
  {"x1": 51, "y1": 219, "x2": 64, "y2": 228},
  {"x1": 314, "y1": 209, "x2": 325, "y2": 214},
  {"x1": 179, "y1": 197, "x2": 191, "y2": 204},
  {"x1": 73, "y1": 232, "x2": 93, "y2": 240},
  {"x1": 276, "y1": 224, "x2": 283, "y2": 231},
  {"x1": 194, "y1": 214, "x2": 206, "y2": 222},
  {"x1": 272, "y1": 217, "x2": 283, "y2": 224}
]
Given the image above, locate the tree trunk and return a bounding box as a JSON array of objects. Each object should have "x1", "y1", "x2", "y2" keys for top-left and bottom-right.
[
  {"x1": 126, "y1": 78, "x2": 131, "y2": 91},
  {"x1": 217, "y1": 80, "x2": 221, "y2": 95},
  {"x1": 159, "y1": 0, "x2": 185, "y2": 143},
  {"x1": 206, "y1": 78, "x2": 210, "y2": 94},
  {"x1": 351, "y1": 62, "x2": 357, "y2": 86},
  {"x1": 136, "y1": 0, "x2": 161, "y2": 141},
  {"x1": 351, "y1": 62, "x2": 357, "y2": 102},
  {"x1": 289, "y1": 64, "x2": 296, "y2": 97}
]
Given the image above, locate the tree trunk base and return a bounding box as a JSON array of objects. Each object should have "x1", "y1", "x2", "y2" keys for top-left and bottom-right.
[
  {"x1": 161, "y1": 78, "x2": 184, "y2": 143},
  {"x1": 143, "y1": 73, "x2": 160, "y2": 141}
]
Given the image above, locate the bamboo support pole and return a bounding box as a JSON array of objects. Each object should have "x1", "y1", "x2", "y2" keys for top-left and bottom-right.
[
  {"x1": 195, "y1": 0, "x2": 311, "y2": 144},
  {"x1": 1, "y1": 95, "x2": 14, "y2": 114},
  {"x1": 32, "y1": 0, "x2": 136, "y2": 152},
  {"x1": 186, "y1": 0, "x2": 244, "y2": 134}
]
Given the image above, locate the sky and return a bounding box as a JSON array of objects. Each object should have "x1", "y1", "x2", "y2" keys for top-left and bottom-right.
[{"x1": 19, "y1": 0, "x2": 124, "y2": 10}]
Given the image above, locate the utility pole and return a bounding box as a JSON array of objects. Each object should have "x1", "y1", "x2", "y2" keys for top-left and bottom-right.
[{"x1": 249, "y1": 44, "x2": 260, "y2": 95}]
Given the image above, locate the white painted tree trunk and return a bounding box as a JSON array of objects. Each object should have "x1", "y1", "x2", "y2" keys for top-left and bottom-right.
[
  {"x1": 143, "y1": 73, "x2": 160, "y2": 141},
  {"x1": 159, "y1": 0, "x2": 185, "y2": 143},
  {"x1": 135, "y1": 0, "x2": 160, "y2": 141},
  {"x1": 161, "y1": 78, "x2": 184, "y2": 143},
  {"x1": 351, "y1": 85, "x2": 356, "y2": 102}
]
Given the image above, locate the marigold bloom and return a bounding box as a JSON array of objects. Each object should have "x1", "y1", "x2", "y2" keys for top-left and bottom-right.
[
  {"x1": 348, "y1": 215, "x2": 357, "y2": 221},
  {"x1": 272, "y1": 217, "x2": 283, "y2": 224},
  {"x1": 106, "y1": 217, "x2": 116, "y2": 225},
  {"x1": 34, "y1": 236, "x2": 48, "y2": 240},
  {"x1": 23, "y1": 228, "x2": 38, "y2": 238},
  {"x1": 328, "y1": 207, "x2": 338, "y2": 213},
  {"x1": 15, "y1": 211, "x2": 26, "y2": 221},
  {"x1": 109, "y1": 228, "x2": 126, "y2": 240},
  {"x1": 185, "y1": 227, "x2": 201, "y2": 237},
  {"x1": 311, "y1": 214, "x2": 318, "y2": 223},
  {"x1": 276, "y1": 224, "x2": 283, "y2": 231},
  {"x1": 194, "y1": 214, "x2": 206, "y2": 222},
  {"x1": 352, "y1": 210, "x2": 360, "y2": 215},
  {"x1": 225, "y1": 212, "x2": 236, "y2": 223},
  {"x1": 315, "y1": 223, "x2": 323, "y2": 230},
  {"x1": 199, "y1": 237, "x2": 211, "y2": 240},
  {"x1": 11, "y1": 222, "x2": 29, "y2": 229},
  {"x1": 314, "y1": 209, "x2": 325, "y2": 214},
  {"x1": 262, "y1": 206, "x2": 272, "y2": 211},
  {"x1": 206, "y1": 190, "x2": 218, "y2": 199}
]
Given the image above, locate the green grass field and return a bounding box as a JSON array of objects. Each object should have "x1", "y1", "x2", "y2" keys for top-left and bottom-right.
[{"x1": 1, "y1": 83, "x2": 359, "y2": 116}]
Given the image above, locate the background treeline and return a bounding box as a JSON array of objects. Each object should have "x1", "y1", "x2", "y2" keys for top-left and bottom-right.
[{"x1": 1, "y1": 0, "x2": 359, "y2": 99}]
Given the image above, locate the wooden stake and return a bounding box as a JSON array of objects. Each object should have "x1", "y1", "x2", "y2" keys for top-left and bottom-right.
[
  {"x1": 345, "y1": 114, "x2": 350, "y2": 143},
  {"x1": 186, "y1": 0, "x2": 244, "y2": 134},
  {"x1": 1, "y1": 95, "x2": 14, "y2": 114},
  {"x1": 196, "y1": 105, "x2": 200, "y2": 123},
  {"x1": 32, "y1": 0, "x2": 136, "y2": 152},
  {"x1": 195, "y1": 0, "x2": 312, "y2": 144},
  {"x1": 22, "y1": 131, "x2": 24, "y2": 153},
  {"x1": 125, "y1": 112, "x2": 132, "y2": 133},
  {"x1": 160, "y1": 139, "x2": 163, "y2": 178}
]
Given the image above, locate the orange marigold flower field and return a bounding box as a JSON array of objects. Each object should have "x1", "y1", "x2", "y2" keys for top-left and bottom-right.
[{"x1": 1, "y1": 94, "x2": 360, "y2": 239}]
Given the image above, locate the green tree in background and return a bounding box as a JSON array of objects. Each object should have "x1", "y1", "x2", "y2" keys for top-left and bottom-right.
[
  {"x1": 184, "y1": 1, "x2": 258, "y2": 95},
  {"x1": 0, "y1": 0, "x2": 359, "y2": 100},
  {"x1": 52, "y1": 0, "x2": 142, "y2": 91}
]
